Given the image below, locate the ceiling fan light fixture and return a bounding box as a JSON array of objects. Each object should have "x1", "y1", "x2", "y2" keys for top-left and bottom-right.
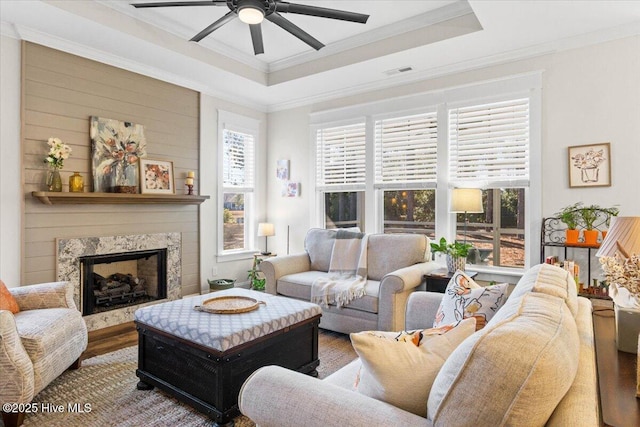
[{"x1": 238, "y1": 1, "x2": 265, "y2": 25}]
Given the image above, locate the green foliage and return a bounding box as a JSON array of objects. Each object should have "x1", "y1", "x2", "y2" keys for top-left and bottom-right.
[
  {"x1": 247, "y1": 258, "x2": 265, "y2": 290},
  {"x1": 579, "y1": 205, "x2": 599, "y2": 230},
  {"x1": 223, "y1": 208, "x2": 236, "y2": 224},
  {"x1": 556, "y1": 202, "x2": 582, "y2": 229},
  {"x1": 430, "y1": 237, "x2": 473, "y2": 258}
]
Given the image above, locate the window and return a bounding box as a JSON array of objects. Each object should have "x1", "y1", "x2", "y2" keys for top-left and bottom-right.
[
  {"x1": 218, "y1": 112, "x2": 257, "y2": 254},
  {"x1": 460, "y1": 189, "x2": 526, "y2": 268},
  {"x1": 310, "y1": 73, "x2": 540, "y2": 271},
  {"x1": 375, "y1": 112, "x2": 437, "y2": 237},
  {"x1": 315, "y1": 121, "x2": 366, "y2": 229},
  {"x1": 449, "y1": 98, "x2": 530, "y2": 268}
]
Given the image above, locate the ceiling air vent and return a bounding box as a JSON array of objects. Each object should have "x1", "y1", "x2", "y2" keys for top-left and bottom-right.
[{"x1": 384, "y1": 66, "x2": 413, "y2": 76}]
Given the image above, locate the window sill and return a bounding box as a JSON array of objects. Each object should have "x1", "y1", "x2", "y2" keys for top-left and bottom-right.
[
  {"x1": 216, "y1": 250, "x2": 258, "y2": 263},
  {"x1": 470, "y1": 265, "x2": 525, "y2": 284}
]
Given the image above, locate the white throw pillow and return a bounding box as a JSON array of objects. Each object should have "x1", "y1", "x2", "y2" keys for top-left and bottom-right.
[
  {"x1": 350, "y1": 317, "x2": 476, "y2": 417},
  {"x1": 433, "y1": 270, "x2": 508, "y2": 330}
]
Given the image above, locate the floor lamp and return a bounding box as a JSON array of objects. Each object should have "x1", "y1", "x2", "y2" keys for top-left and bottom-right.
[{"x1": 450, "y1": 188, "x2": 484, "y2": 245}]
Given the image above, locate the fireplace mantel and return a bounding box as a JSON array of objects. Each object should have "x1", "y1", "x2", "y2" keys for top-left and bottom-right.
[{"x1": 32, "y1": 191, "x2": 209, "y2": 205}]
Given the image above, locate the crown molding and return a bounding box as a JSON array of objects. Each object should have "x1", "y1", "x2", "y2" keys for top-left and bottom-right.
[
  {"x1": 0, "y1": 21, "x2": 19, "y2": 39},
  {"x1": 11, "y1": 23, "x2": 268, "y2": 112},
  {"x1": 266, "y1": 21, "x2": 640, "y2": 112},
  {"x1": 268, "y1": 1, "x2": 474, "y2": 73}
]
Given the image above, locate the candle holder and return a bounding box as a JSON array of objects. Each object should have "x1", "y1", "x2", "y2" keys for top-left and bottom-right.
[{"x1": 186, "y1": 184, "x2": 194, "y2": 195}]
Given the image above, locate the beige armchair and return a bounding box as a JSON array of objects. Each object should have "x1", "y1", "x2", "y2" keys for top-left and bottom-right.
[
  {"x1": 1, "y1": 281, "x2": 88, "y2": 427},
  {"x1": 260, "y1": 228, "x2": 440, "y2": 334}
]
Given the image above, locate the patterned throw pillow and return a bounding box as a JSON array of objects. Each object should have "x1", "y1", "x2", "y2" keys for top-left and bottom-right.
[
  {"x1": 0, "y1": 279, "x2": 20, "y2": 314},
  {"x1": 432, "y1": 270, "x2": 508, "y2": 330},
  {"x1": 350, "y1": 317, "x2": 476, "y2": 417}
]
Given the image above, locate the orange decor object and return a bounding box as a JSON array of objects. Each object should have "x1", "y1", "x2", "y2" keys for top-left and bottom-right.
[
  {"x1": 0, "y1": 280, "x2": 20, "y2": 313},
  {"x1": 601, "y1": 230, "x2": 607, "y2": 241},
  {"x1": 583, "y1": 229, "x2": 599, "y2": 245},
  {"x1": 566, "y1": 229, "x2": 580, "y2": 244}
]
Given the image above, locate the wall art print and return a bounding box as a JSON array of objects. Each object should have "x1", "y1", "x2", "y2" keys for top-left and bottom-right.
[
  {"x1": 568, "y1": 142, "x2": 611, "y2": 188},
  {"x1": 140, "y1": 158, "x2": 175, "y2": 194},
  {"x1": 90, "y1": 116, "x2": 147, "y2": 192},
  {"x1": 276, "y1": 159, "x2": 290, "y2": 180},
  {"x1": 282, "y1": 181, "x2": 300, "y2": 197}
]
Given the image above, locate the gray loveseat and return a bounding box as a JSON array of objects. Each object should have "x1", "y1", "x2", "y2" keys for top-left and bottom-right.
[
  {"x1": 239, "y1": 263, "x2": 599, "y2": 426},
  {"x1": 260, "y1": 228, "x2": 440, "y2": 334}
]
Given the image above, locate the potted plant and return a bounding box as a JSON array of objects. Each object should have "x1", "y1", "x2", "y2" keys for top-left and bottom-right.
[
  {"x1": 579, "y1": 205, "x2": 601, "y2": 245},
  {"x1": 248, "y1": 258, "x2": 266, "y2": 291},
  {"x1": 556, "y1": 203, "x2": 582, "y2": 244},
  {"x1": 430, "y1": 237, "x2": 473, "y2": 273}
]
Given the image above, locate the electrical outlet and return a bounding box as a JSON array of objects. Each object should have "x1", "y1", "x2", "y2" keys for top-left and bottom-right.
[{"x1": 211, "y1": 267, "x2": 218, "y2": 277}]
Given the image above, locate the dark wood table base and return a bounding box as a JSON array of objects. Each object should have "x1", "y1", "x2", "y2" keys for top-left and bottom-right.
[{"x1": 136, "y1": 315, "x2": 320, "y2": 426}]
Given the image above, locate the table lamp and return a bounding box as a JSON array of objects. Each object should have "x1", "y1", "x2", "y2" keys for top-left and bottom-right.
[
  {"x1": 257, "y1": 223, "x2": 275, "y2": 255},
  {"x1": 596, "y1": 216, "x2": 640, "y2": 258},
  {"x1": 451, "y1": 188, "x2": 484, "y2": 245}
]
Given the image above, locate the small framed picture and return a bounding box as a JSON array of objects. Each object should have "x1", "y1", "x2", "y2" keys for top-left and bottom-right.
[
  {"x1": 282, "y1": 181, "x2": 300, "y2": 197},
  {"x1": 277, "y1": 159, "x2": 290, "y2": 180},
  {"x1": 139, "y1": 159, "x2": 175, "y2": 194},
  {"x1": 568, "y1": 143, "x2": 611, "y2": 188}
]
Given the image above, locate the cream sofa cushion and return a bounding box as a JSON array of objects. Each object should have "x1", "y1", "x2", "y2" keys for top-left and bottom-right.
[
  {"x1": 427, "y1": 292, "x2": 579, "y2": 426},
  {"x1": 351, "y1": 318, "x2": 476, "y2": 417},
  {"x1": 507, "y1": 262, "x2": 579, "y2": 318}
]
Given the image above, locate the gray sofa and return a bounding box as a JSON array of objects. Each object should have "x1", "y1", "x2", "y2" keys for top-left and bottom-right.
[
  {"x1": 239, "y1": 264, "x2": 599, "y2": 426},
  {"x1": 260, "y1": 228, "x2": 440, "y2": 334}
]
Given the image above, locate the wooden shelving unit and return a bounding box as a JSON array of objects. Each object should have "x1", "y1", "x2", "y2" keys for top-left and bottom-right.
[{"x1": 31, "y1": 191, "x2": 209, "y2": 205}]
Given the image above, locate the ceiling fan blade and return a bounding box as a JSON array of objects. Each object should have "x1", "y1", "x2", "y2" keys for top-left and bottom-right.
[
  {"x1": 249, "y1": 24, "x2": 264, "y2": 55},
  {"x1": 266, "y1": 13, "x2": 324, "y2": 50},
  {"x1": 131, "y1": 1, "x2": 227, "y2": 8},
  {"x1": 190, "y1": 11, "x2": 236, "y2": 42},
  {"x1": 275, "y1": 2, "x2": 369, "y2": 24}
]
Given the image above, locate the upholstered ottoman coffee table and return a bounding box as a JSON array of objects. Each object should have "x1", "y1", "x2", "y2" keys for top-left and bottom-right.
[{"x1": 134, "y1": 288, "x2": 321, "y2": 426}]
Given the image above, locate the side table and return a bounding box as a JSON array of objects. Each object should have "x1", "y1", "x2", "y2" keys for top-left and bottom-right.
[
  {"x1": 423, "y1": 269, "x2": 477, "y2": 293},
  {"x1": 592, "y1": 301, "x2": 639, "y2": 427}
]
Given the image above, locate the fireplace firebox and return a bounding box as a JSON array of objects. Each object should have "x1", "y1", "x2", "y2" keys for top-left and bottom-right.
[{"x1": 79, "y1": 249, "x2": 167, "y2": 316}]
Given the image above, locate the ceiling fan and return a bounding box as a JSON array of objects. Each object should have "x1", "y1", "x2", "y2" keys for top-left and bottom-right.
[{"x1": 131, "y1": 0, "x2": 370, "y2": 55}]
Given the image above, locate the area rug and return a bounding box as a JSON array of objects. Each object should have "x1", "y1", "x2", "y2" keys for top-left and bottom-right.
[{"x1": 19, "y1": 330, "x2": 357, "y2": 427}]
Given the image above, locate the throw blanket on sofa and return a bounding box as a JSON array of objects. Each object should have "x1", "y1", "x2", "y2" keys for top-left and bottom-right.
[{"x1": 311, "y1": 230, "x2": 368, "y2": 308}]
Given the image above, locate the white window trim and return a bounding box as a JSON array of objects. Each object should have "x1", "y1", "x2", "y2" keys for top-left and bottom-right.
[
  {"x1": 309, "y1": 72, "x2": 542, "y2": 272},
  {"x1": 217, "y1": 110, "x2": 260, "y2": 262}
]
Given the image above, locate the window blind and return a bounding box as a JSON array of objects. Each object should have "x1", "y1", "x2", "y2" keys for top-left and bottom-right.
[
  {"x1": 316, "y1": 122, "x2": 366, "y2": 190},
  {"x1": 449, "y1": 98, "x2": 529, "y2": 186},
  {"x1": 223, "y1": 129, "x2": 254, "y2": 190},
  {"x1": 375, "y1": 112, "x2": 437, "y2": 188}
]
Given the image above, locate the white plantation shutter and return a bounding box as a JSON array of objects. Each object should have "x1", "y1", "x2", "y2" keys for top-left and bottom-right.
[
  {"x1": 316, "y1": 122, "x2": 366, "y2": 191},
  {"x1": 449, "y1": 98, "x2": 529, "y2": 187},
  {"x1": 223, "y1": 129, "x2": 254, "y2": 191},
  {"x1": 375, "y1": 112, "x2": 438, "y2": 188}
]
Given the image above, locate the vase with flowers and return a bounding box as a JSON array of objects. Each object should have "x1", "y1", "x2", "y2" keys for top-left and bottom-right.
[
  {"x1": 44, "y1": 137, "x2": 72, "y2": 192},
  {"x1": 600, "y1": 253, "x2": 640, "y2": 353}
]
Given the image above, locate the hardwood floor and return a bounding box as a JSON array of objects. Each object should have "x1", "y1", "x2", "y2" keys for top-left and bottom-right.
[{"x1": 81, "y1": 321, "x2": 137, "y2": 360}]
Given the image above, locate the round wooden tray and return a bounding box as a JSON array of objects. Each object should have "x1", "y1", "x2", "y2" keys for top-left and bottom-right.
[{"x1": 194, "y1": 296, "x2": 266, "y2": 314}]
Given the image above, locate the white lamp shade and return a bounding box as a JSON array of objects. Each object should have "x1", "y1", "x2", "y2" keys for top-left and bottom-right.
[
  {"x1": 451, "y1": 188, "x2": 484, "y2": 213},
  {"x1": 596, "y1": 216, "x2": 640, "y2": 258},
  {"x1": 257, "y1": 223, "x2": 275, "y2": 237}
]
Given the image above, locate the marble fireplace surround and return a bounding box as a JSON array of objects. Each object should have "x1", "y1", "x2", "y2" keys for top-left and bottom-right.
[{"x1": 57, "y1": 232, "x2": 181, "y2": 331}]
